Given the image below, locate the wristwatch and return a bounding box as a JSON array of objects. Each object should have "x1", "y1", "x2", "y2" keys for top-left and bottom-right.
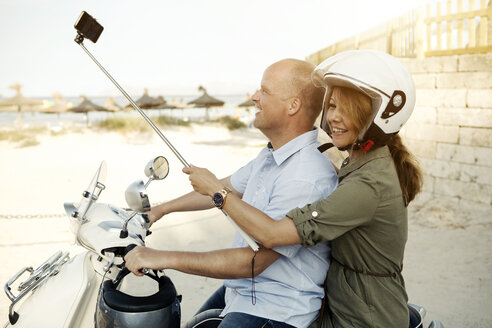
[{"x1": 212, "y1": 187, "x2": 231, "y2": 209}]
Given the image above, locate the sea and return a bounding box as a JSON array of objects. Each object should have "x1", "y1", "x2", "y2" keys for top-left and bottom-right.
[{"x1": 0, "y1": 94, "x2": 255, "y2": 128}]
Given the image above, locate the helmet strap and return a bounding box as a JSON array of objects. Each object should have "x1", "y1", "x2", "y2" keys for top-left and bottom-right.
[{"x1": 356, "y1": 123, "x2": 396, "y2": 152}]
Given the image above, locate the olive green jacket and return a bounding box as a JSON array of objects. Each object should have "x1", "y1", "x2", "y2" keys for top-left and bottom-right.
[{"x1": 287, "y1": 146, "x2": 409, "y2": 328}]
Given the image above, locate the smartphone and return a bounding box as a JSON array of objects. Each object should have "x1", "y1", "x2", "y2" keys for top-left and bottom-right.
[{"x1": 74, "y1": 11, "x2": 104, "y2": 43}]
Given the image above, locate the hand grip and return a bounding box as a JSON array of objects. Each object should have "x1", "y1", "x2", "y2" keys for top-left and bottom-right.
[
  {"x1": 123, "y1": 244, "x2": 138, "y2": 256},
  {"x1": 122, "y1": 244, "x2": 149, "y2": 275}
]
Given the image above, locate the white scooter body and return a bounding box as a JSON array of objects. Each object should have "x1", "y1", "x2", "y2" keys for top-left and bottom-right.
[
  {"x1": 6, "y1": 251, "x2": 97, "y2": 328},
  {"x1": 4, "y1": 160, "x2": 164, "y2": 328}
]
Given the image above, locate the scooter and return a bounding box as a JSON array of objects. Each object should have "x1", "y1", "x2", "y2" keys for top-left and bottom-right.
[{"x1": 4, "y1": 156, "x2": 181, "y2": 328}]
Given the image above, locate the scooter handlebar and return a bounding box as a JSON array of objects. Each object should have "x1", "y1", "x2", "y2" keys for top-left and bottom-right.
[
  {"x1": 123, "y1": 244, "x2": 138, "y2": 257},
  {"x1": 122, "y1": 244, "x2": 150, "y2": 275}
]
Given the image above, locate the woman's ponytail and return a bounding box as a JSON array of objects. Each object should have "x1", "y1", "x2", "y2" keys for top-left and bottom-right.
[{"x1": 386, "y1": 134, "x2": 423, "y2": 206}]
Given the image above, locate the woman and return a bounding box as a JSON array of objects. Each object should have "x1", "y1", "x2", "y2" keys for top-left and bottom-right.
[{"x1": 184, "y1": 50, "x2": 422, "y2": 327}]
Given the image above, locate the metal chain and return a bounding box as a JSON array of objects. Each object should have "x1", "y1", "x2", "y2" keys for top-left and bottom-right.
[
  {"x1": 0, "y1": 213, "x2": 66, "y2": 219},
  {"x1": 0, "y1": 202, "x2": 164, "y2": 220}
]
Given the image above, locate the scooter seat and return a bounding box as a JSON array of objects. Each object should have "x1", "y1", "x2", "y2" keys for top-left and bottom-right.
[{"x1": 102, "y1": 275, "x2": 177, "y2": 312}]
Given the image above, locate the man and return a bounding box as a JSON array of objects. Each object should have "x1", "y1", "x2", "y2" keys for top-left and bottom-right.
[{"x1": 125, "y1": 58, "x2": 338, "y2": 328}]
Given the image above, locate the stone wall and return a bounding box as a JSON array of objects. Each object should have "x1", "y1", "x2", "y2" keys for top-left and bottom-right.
[{"x1": 399, "y1": 53, "x2": 492, "y2": 209}]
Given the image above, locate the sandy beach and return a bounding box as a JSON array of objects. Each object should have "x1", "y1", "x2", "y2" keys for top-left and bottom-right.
[{"x1": 1, "y1": 124, "x2": 491, "y2": 327}]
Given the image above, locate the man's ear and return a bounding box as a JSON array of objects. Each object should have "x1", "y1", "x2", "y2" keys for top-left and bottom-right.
[{"x1": 288, "y1": 97, "x2": 301, "y2": 116}]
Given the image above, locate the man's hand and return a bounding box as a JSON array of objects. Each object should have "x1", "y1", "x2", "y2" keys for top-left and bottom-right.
[
  {"x1": 124, "y1": 246, "x2": 163, "y2": 276},
  {"x1": 182, "y1": 165, "x2": 224, "y2": 197}
]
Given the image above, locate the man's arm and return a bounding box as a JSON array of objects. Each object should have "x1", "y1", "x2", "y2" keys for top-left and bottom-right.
[
  {"x1": 124, "y1": 245, "x2": 281, "y2": 278},
  {"x1": 149, "y1": 176, "x2": 236, "y2": 225}
]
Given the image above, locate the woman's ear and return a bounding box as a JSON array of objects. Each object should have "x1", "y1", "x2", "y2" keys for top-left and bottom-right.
[{"x1": 288, "y1": 97, "x2": 301, "y2": 116}]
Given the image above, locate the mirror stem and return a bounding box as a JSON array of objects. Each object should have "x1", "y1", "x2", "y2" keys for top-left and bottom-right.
[
  {"x1": 144, "y1": 176, "x2": 154, "y2": 189},
  {"x1": 120, "y1": 211, "x2": 137, "y2": 238}
]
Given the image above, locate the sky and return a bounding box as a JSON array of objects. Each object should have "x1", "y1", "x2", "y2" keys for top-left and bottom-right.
[{"x1": 0, "y1": 0, "x2": 434, "y2": 98}]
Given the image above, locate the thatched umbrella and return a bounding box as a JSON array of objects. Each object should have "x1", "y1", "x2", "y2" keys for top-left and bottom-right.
[
  {"x1": 169, "y1": 98, "x2": 189, "y2": 109},
  {"x1": 238, "y1": 93, "x2": 255, "y2": 108},
  {"x1": 187, "y1": 85, "x2": 224, "y2": 120},
  {"x1": 148, "y1": 95, "x2": 178, "y2": 118},
  {"x1": 102, "y1": 97, "x2": 122, "y2": 112},
  {"x1": 152, "y1": 95, "x2": 166, "y2": 108},
  {"x1": 69, "y1": 95, "x2": 104, "y2": 126},
  {"x1": 0, "y1": 83, "x2": 42, "y2": 113},
  {"x1": 39, "y1": 93, "x2": 71, "y2": 114},
  {"x1": 236, "y1": 93, "x2": 255, "y2": 122},
  {"x1": 125, "y1": 88, "x2": 159, "y2": 109},
  {"x1": 34, "y1": 93, "x2": 71, "y2": 127}
]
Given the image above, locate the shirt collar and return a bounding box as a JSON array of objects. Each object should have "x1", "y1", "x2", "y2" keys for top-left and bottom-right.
[
  {"x1": 338, "y1": 145, "x2": 391, "y2": 179},
  {"x1": 268, "y1": 128, "x2": 319, "y2": 166}
]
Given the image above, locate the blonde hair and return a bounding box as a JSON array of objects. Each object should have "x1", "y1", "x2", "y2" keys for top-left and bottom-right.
[{"x1": 334, "y1": 86, "x2": 423, "y2": 206}]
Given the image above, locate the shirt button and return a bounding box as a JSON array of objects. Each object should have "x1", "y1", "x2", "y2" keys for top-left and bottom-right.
[{"x1": 312, "y1": 211, "x2": 318, "y2": 218}]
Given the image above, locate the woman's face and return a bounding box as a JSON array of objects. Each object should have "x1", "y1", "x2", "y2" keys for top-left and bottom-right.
[{"x1": 325, "y1": 88, "x2": 358, "y2": 149}]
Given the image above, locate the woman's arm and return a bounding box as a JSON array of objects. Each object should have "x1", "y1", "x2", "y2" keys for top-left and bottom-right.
[
  {"x1": 183, "y1": 165, "x2": 301, "y2": 248},
  {"x1": 222, "y1": 193, "x2": 301, "y2": 248}
]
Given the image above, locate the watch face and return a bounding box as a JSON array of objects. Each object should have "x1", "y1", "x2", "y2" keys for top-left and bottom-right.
[{"x1": 213, "y1": 192, "x2": 224, "y2": 207}]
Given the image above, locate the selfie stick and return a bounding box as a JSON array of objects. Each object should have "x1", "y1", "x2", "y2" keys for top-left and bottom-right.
[
  {"x1": 74, "y1": 35, "x2": 189, "y2": 168},
  {"x1": 74, "y1": 28, "x2": 259, "y2": 252}
]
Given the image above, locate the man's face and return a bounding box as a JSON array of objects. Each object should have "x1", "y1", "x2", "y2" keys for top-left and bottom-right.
[{"x1": 251, "y1": 63, "x2": 292, "y2": 134}]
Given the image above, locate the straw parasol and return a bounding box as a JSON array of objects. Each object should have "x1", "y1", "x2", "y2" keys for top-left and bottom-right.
[
  {"x1": 102, "y1": 97, "x2": 122, "y2": 112},
  {"x1": 237, "y1": 93, "x2": 255, "y2": 108},
  {"x1": 69, "y1": 95, "x2": 105, "y2": 126},
  {"x1": 70, "y1": 95, "x2": 104, "y2": 112},
  {"x1": 169, "y1": 98, "x2": 189, "y2": 109},
  {"x1": 32, "y1": 93, "x2": 71, "y2": 127},
  {"x1": 0, "y1": 83, "x2": 42, "y2": 113},
  {"x1": 125, "y1": 88, "x2": 159, "y2": 109},
  {"x1": 152, "y1": 95, "x2": 166, "y2": 108},
  {"x1": 236, "y1": 93, "x2": 255, "y2": 122},
  {"x1": 38, "y1": 93, "x2": 71, "y2": 114},
  {"x1": 187, "y1": 85, "x2": 224, "y2": 120}
]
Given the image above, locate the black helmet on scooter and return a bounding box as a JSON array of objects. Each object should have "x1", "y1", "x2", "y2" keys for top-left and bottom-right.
[
  {"x1": 313, "y1": 49, "x2": 416, "y2": 151},
  {"x1": 95, "y1": 267, "x2": 181, "y2": 328}
]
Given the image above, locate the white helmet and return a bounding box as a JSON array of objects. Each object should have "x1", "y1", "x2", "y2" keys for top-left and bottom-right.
[{"x1": 312, "y1": 50, "x2": 415, "y2": 151}]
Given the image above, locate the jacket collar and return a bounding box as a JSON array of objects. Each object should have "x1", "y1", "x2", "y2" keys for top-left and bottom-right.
[{"x1": 338, "y1": 146, "x2": 391, "y2": 180}]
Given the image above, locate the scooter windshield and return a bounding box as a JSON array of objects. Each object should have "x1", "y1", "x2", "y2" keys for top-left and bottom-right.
[{"x1": 77, "y1": 161, "x2": 107, "y2": 221}]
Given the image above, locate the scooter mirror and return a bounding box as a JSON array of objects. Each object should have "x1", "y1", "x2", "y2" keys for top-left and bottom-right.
[
  {"x1": 125, "y1": 180, "x2": 151, "y2": 213},
  {"x1": 144, "y1": 156, "x2": 169, "y2": 181}
]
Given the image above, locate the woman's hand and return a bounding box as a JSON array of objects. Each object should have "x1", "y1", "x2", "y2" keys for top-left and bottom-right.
[{"x1": 182, "y1": 165, "x2": 223, "y2": 196}]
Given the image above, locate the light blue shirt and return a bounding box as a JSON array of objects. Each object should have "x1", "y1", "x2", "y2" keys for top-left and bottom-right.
[{"x1": 222, "y1": 128, "x2": 338, "y2": 328}]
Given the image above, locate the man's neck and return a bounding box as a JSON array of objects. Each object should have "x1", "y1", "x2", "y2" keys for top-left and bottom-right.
[{"x1": 263, "y1": 127, "x2": 312, "y2": 150}]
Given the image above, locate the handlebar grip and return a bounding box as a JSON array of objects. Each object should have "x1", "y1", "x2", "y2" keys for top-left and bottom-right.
[
  {"x1": 122, "y1": 244, "x2": 149, "y2": 275},
  {"x1": 123, "y1": 244, "x2": 138, "y2": 256}
]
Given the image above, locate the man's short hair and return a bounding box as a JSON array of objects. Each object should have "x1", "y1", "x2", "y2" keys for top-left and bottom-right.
[{"x1": 284, "y1": 59, "x2": 325, "y2": 124}]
